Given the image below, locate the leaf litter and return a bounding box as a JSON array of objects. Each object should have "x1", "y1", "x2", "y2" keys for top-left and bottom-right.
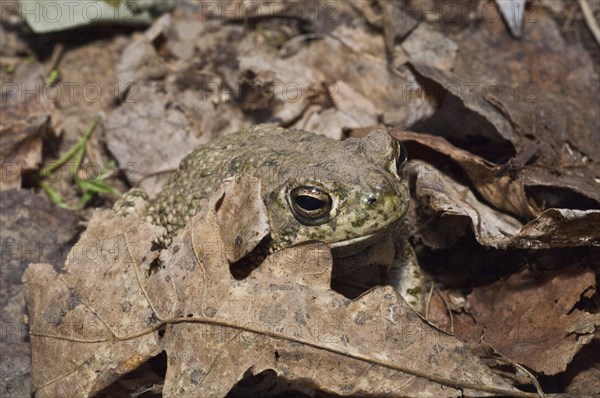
[{"x1": 2, "y1": 0, "x2": 598, "y2": 396}]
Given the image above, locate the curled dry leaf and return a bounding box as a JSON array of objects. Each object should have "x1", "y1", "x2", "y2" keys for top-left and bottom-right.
[
  {"x1": 430, "y1": 266, "x2": 599, "y2": 375},
  {"x1": 412, "y1": 160, "x2": 600, "y2": 249},
  {"x1": 408, "y1": 61, "x2": 515, "y2": 151},
  {"x1": 411, "y1": 160, "x2": 522, "y2": 248},
  {"x1": 510, "y1": 208, "x2": 600, "y2": 248},
  {"x1": 393, "y1": 130, "x2": 540, "y2": 219},
  {"x1": 24, "y1": 178, "x2": 532, "y2": 398}
]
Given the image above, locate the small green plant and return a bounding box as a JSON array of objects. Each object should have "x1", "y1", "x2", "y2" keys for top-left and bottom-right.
[
  {"x1": 39, "y1": 117, "x2": 121, "y2": 210},
  {"x1": 46, "y1": 69, "x2": 60, "y2": 85}
]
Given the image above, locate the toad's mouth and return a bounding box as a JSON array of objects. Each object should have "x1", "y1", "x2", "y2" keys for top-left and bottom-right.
[
  {"x1": 328, "y1": 232, "x2": 380, "y2": 257},
  {"x1": 328, "y1": 219, "x2": 400, "y2": 257},
  {"x1": 329, "y1": 233, "x2": 375, "y2": 249}
]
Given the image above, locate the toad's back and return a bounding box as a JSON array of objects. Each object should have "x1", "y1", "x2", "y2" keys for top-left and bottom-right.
[{"x1": 148, "y1": 125, "x2": 337, "y2": 235}]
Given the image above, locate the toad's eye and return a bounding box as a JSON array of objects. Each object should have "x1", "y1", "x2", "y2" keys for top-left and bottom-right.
[
  {"x1": 395, "y1": 142, "x2": 408, "y2": 173},
  {"x1": 289, "y1": 186, "x2": 333, "y2": 226}
]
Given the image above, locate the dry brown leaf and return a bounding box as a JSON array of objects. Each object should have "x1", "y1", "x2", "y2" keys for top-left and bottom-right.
[
  {"x1": 430, "y1": 267, "x2": 599, "y2": 375},
  {"x1": 412, "y1": 160, "x2": 600, "y2": 249},
  {"x1": 231, "y1": 26, "x2": 389, "y2": 138},
  {"x1": 393, "y1": 130, "x2": 540, "y2": 219},
  {"x1": 296, "y1": 80, "x2": 379, "y2": 136},
  {"x1": 24, "y1": 178, "x2": 533, "y2": 397},
  {"x1": 408, "y1": 61, "x2": 515, "y2": 153},
  {"x1": 401, "y1": 24, "x2": 458, "y2": 71},
  {"x1": 116, "y1": 13, "x2": 172, "y2": 98},
  {"x1": 216, "y1": 177, "x2": 270, "y2": 263},
  {"x1": 457, "y1": 6, "x2": 599, "y2": 165},
  {"x1": 104, "y1": 84, "x2": 203, "y2": 197},
  {"x1": 511, "y1": 208, "x2": 600, "y2": 248},
  {"x1": 174, "y1": 88, "x2": 247, "y2": 143},
  {"x1": 23, "y1": 208, "x2": 164, "y2": 398},
  {"x1": 0, "y1": 61, "x2": 60, "y2": 190},
  {"x1": 412, "y1": 160, "x2": 522, "y2": 248},
  {"x1": 377, "y1": 0, "x2": 418, "y2": 41}
]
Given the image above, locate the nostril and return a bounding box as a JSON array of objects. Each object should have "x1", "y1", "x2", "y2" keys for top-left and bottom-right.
[{"x1": 367, "y1": 196, "x2": 377, "y2": 205}]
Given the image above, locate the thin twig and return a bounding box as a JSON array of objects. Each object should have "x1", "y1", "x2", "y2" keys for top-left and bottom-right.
[
  {"x1": 30, "y1": 312, "x2": 540, "y2": 397},
  {"x1": 324, "y1": 33, "x2": 388, "y2": 67},
  {"x1": 513, "y1": 362, "x2": 545, "y2": 398},
  {"x1": 279, "y1": 33, "x2": 324, "y2": 57},
  {"x1": 47, "y1": 43, "x2": 64, "y2": 73},
  {"x1": 491, "y1": 350, "x2": 545, "y2": 398},
  {"x1": 410, "y1": 213, "x2": 439, "y2": 237},
  {"x1": 579, "y1": 0, "x2": 600, "y2": 46},
  {"x1": 562, "y1": 3, "x2": 578, "y2": 32},
  {"x1": 436, "y1": 288, "x2": 454, "y2": 334},
  {"x1": 425, "y1": 282, "x2": 435, "y2": 320}
]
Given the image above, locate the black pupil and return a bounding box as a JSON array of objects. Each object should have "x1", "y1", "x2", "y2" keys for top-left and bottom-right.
[
  {"x1": 296, "y1": 195, "x2": 325, "y2": 211},
  {"x1": 398, "y1": 144, "x2": 407, "y2": 162}
]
